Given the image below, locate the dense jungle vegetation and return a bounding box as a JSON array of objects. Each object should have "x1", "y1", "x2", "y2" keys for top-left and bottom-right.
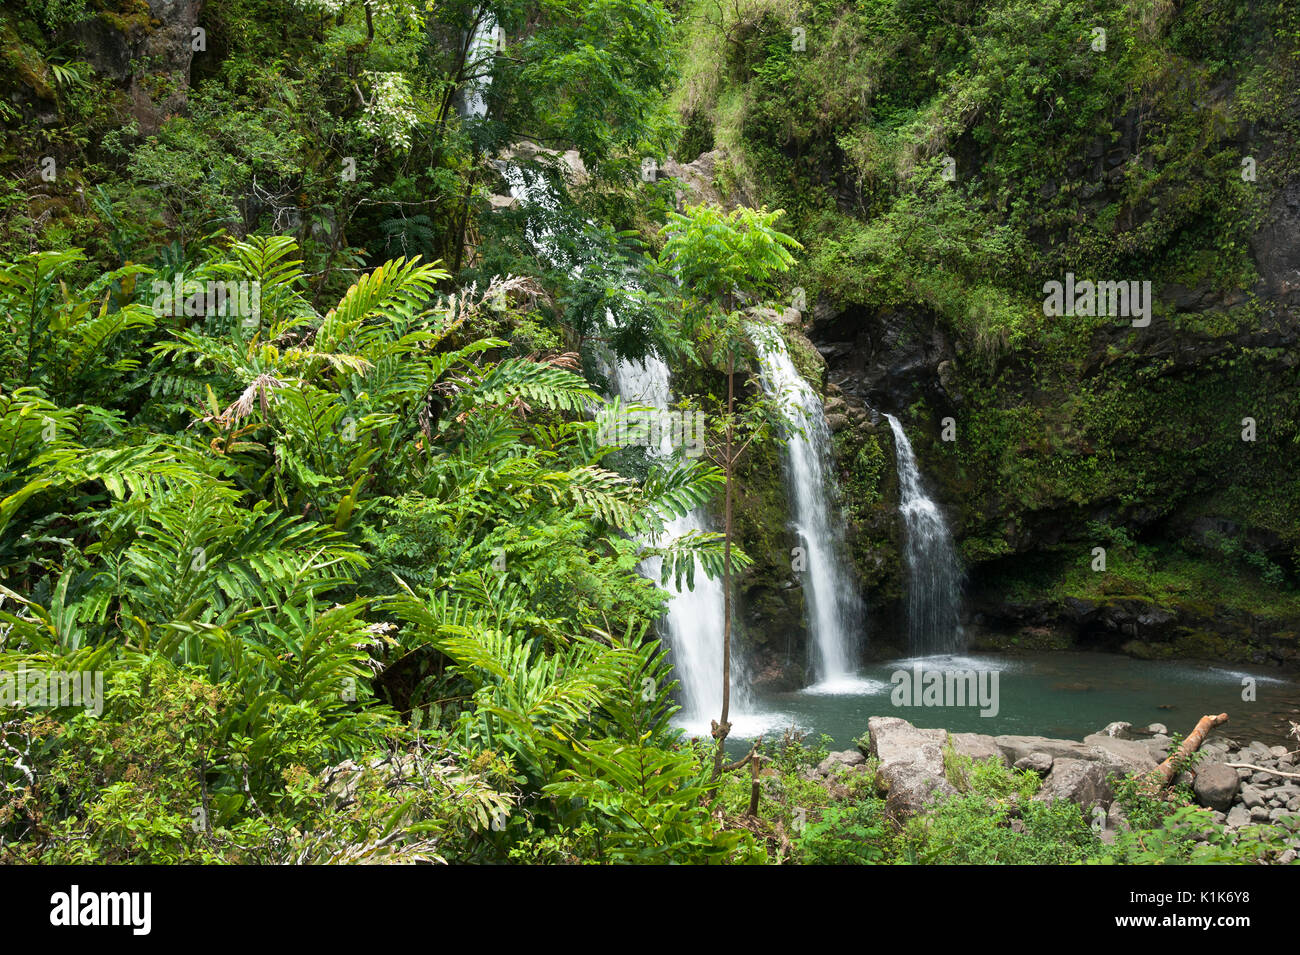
[{"x1": 1, "y1": 0, "x2": 1298, "y2": 864}]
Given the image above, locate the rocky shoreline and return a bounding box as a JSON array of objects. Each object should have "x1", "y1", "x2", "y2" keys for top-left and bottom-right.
[{"x1": 808, "y1": 716, "x2": 1300, "y2": 862}]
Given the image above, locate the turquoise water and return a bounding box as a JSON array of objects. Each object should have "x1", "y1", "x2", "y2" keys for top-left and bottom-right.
[{"x1": 679, "y1": 651, "x2": 1300, "y2": 752}]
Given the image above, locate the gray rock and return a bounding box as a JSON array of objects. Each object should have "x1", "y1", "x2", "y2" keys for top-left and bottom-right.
[
  {"x1": 1270, "y1": 745, "x2": 1289, "y2": 759},
  {"x1": 869, "y1": 717, "x2": 948, "y2": 764},
  {"x1": 1141, "y1": 738, "x2": 1172, "y2": 762},
  {"x1": 1251, "y1": 806, "x2": 1272, "y2": 822},
  {"x1": 1270, "y1": 807, "x2": 1291, "y2": 822},
  {"x1": 1240, "y1": 784, "x2": 1265, "y2": 809},
  {"x1": 1034, "y1": 758, "x2": 1113, "y2": 810},
  {"x1": 1014, "y1": 752, "x2": 1055, "y2": 774},
  {"x1": 1279, "y1": 849, "x2": 1297, "y2": 865},
  {"x1": 1083, "y1": 735, "x2": 1160, "y2": 775},
  {"x1": 867, "y1": 717, "x2": 958, "y2": 820},
  {"x1": 1193, "y1": 763, "x2": 1239, "y2": 811},
  {"x1": 1226, "y1": 806, "x2": 1251, "y2": 828},
  {"x1": 1248, "y1": 741, "x2": 1272, "y2": 757},
  {"x1": 950, "y1": 732, "x2": 1008, "y2": 766},
  {"x1": 878, "y1": 751, "x2": 958, "y2": 820},
  {"x1": 1097, "y1": 721, "x2": 1134, "y2": 739},
  {"x1": 995, "y1": 735, "x2": 1092, "y2": 765},
  {"x1": 815, "y1": 750, "x2": 866, "y2": 776},
  {"x1": 1147, "y1": 723, "x2": 1168, "y2": 735},
  {"x1": 67, "y1": 18, "x2": 132, "y2": 82}
]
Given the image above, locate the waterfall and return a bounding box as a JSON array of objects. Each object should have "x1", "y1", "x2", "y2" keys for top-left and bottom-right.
[
  {"x1": 471, "y1": 41, "x2": 771, "y2": 734},
  {"x1": 460, "y1": 14, "x2": 497, "y2": 120},
  {"x1": 884, "y1": 414, "x2": 966, "y2": 655},
  {"x1": 749, "y1": 324, "x2": 866, "y2": 691},
  {"x1": 609, "y1": 354, "x2": 758, "y2": 730}
]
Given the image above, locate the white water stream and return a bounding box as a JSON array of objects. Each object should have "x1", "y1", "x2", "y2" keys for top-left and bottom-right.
[
  {"x1": 885, "y1": 414, "x2": 966, "y2": 655},
  {"x1": 749, "y1": 325, "x2": 869, "y2": 693}
]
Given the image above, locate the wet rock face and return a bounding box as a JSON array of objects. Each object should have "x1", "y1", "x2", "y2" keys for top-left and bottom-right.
[
  {"x1": 808, "y1": 303, "x2": 958, "y2": 415},
  {"x1": 1251, "y1": 176, "x2": 1300, "y2": 309},
  {"x1": 66, "y1": 18, "x2": 133, "y2": 82},
  {"x1": 969, "y1": 590, "x2": 1300, "y2": 667},
  {"x1": 133, "y1": 0, "x2": 203, "y2": 134},
  {"x1": 54, "y1": 0, "x2": 203, "y2": 135}
]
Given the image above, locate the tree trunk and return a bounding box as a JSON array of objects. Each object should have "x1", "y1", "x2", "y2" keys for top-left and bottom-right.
[
  {"x1": 1142, "y1": 713, "x2": 1228, "y2": 792},
  {"x1": 711, "y1": 353, "x2": 735, "y2": 780}
]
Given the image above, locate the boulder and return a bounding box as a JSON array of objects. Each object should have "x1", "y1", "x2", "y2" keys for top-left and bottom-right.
[
  {"x1": 867, "y1": 717, "x2": 957, "y2": 820},
  {"x1": 878, "y1": 754, "x2": 960, "y2": 820},
  {"x1": 868, "y1": 717, "x2": 948, "y2": 764},
  {"x1": 1033, "y1": 758, "x2": 1113, "y2": 810},
  {"x1": 1147, "y1": 723, "x2": 1168, "y2": 735},
  {"x1": 816, "y1": 750, "x2": 866, "y2": 776},
  {"x1": 1192, "y1": 762, "x2": 1239, "y2": 811},
  {"x1": 1014, "y1": 752, "x2": 1055, "y2": 774},
  {"x1": 1240, "y1": 784, "x2": 1265, "y2": 809},
  {"x1": 1226, "y1": 806, "x2": 1251, "y2": 828},
  {"x1": 950, "y1": 732, "x2": 1008, "y2": 766},
  {"x1": 1096, "y1": 721, "x2": 1134, "y2": 739},
  {"x1": 1098, "y1": 800, "x2": 1131, "y2": 845},
  {"x1": 660, "y1": 150, "x2": 729, "y2": 208},
  {"x1": 994, "y1": 735, "x2": 1091, "y2": 765},
  {"x1": 1141, "y1": 738, "x2": 1172, "y2": 762},
  {"x1": 1083, "y1": 735, "x2": 1160, "y2": 775}
]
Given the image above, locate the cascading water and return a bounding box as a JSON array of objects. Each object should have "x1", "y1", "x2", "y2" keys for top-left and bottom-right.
[
  {"x1": 459, "y1": 14, "x2": 498, "y2": 121},
  {"x1": 749, "y1": 324, "x2": 867, "y2": 691},
  {"x1": 884, "y1": 414, "x2": 966, "y2": 655},
  {"x1": 464, "y1": 27, "x2": 771, "y2": 733},
  {"x1": 613, "y1": 355, "x2": 761, "y2": 731}
]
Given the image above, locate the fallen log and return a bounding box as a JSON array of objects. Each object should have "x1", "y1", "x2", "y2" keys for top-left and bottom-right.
[{"x1": 1141, "y1": 712, "x2": 1228, "y2": 793}]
